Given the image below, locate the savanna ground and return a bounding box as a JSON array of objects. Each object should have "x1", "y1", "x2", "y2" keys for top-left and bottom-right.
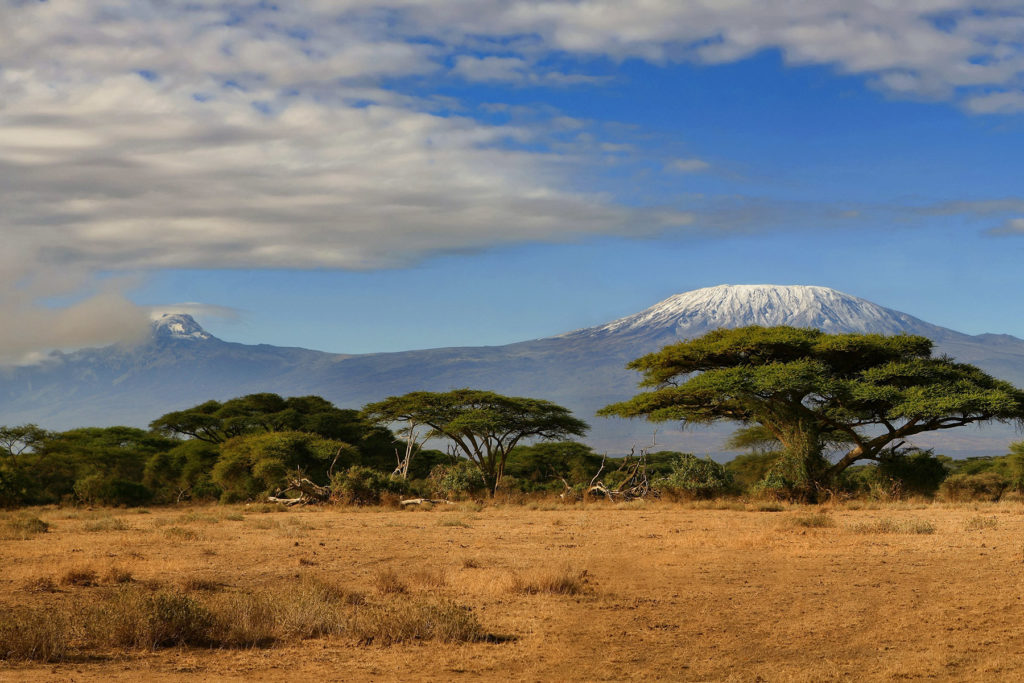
[{"x1": 3, "y1": 499, "x2": 1024, "y2": 682}]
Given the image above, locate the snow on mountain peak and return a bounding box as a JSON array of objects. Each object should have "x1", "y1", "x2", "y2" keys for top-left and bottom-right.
[
  {"x1": 574, "y1": 284, "x2": 936, "y2": 338},
  {"x1": 151, "y1": 313, "x2": 213, "y2": 340}
]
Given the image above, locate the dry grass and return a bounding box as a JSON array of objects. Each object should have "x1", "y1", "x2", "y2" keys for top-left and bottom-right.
[
  {"x1": 850, "y1": 517, "x2": 936, "y2": 534},
  {"x1": 82, "y1": 516, "x2": 131, "y2": 532},
  {"x1": 60, "y1": 568, "x2": 98, "y2": 587},
  {"x1": 373, "y1": 568, "x2": 409, "y2": 595},
  {"x1": 791, "y1": 512, "x2": 835, "y2": 528},
  {"x1": 4, "y1": 502, "x2": 1024, "y2": 680},
  {"x1": 1, "y1": 515, "x2": 49, "y2": 540},
  {"x1": 965, "y1": 515, "x2": 999, "y2": 531},
  {"x1": 511, "y1": 566, "x2": 590, "y2": 595}
]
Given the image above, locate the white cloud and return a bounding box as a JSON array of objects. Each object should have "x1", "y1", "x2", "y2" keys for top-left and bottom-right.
[
  {"x1": 987, "y1": 217, "x2": 1024, "y2": 235},
  {"x1": 667, "y1": 158, "x2": 710, "y2": 173},
  {"x1": 965, "y1": 91, "x2": 1024, "y2": 114},
  {"x1": 147, "y1": 303, "x2": 243, "y2": 322}
]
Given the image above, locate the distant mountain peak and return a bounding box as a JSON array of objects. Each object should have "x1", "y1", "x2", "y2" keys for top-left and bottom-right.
[
  {"x1": 567, "y1": 284, "x2": 943, "y2": 339},
  {"x1": 151, "y1": 313, "x2": 213, "y2": 341}
]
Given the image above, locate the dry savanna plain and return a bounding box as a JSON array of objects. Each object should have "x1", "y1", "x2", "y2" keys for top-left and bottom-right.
[{"x1": 3, "y1": 499, "x2": 1024, "y2": 681}]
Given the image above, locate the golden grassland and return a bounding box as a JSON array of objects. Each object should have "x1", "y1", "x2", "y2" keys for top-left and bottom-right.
[{"x1": 3, "y1": 499, "x2": 1024, "y2": 681}]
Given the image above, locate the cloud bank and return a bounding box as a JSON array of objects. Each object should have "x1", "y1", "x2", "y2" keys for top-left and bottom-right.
[{"x1": 1, "y1": 1, "x2": 1023, "y2": 355}]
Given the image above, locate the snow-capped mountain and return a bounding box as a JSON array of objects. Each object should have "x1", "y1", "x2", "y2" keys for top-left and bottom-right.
[
  {"x1": 567, "y1": 284, "x2": 946, "y2": 339},
  {"x1": 151, "y1": 313, "x2": 213, "y2": 341},
  {"x1": 1, "y1": 284, "x2": 1023, "y2": 457}
]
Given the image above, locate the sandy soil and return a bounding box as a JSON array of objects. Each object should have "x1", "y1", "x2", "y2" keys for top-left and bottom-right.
[{"x1": 3, "y1": 500, "x2": 1024, "y2": 681}]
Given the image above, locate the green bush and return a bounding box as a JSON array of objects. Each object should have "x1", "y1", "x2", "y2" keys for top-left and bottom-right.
[
  {"x1": 73, "y1": 474, "x2": 153, "y2": 507},
  {"x1": 938, "y1": 472, "x2": 1009, "y2": 502},
  {"x1": 725, "y1": 451, "x2": 782, "y2": 493},
  {"x1": 841, "y1": 450, "x2": 949, "y2": 499},
  {"x1": 427, "y1": 460, "x2": 486, "y2": 499},
  {"x1": 653, "y1": 454, "x2": 732, "y2": 499},
  {"x1": 331, "y1": 466, "x2": 409, "y2": 505}
]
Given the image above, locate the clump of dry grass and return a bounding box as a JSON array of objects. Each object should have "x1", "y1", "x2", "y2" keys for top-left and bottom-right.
[
  {"x1": 438, "y1": 517, "x2": 471, "y2": 528},
  {"x1": 1, "y1": 514, "x2": 49, "y2": 540},
  {"x1": 964, "y1": 515, "x2": 998, "y2": 531},
  {"x1": 409, "y1": 567, "x2": 448, "y2": 589},
  {"x1": 462, "y1": 558, "x2": 481, "y2": 569},
  {"x1": 61, "y1": 567, "x2": 99, "y2": 587},
  {"x1": 83, "y1": 516, "x2": 131, "y2": 532},
  {"x1": 103, "y1": 567, "x2": 134, "y2": 585},
  {"x1": 163, "y1": 526, "x2": 201, "y2": 541},
  {"x1": 250, "y1": 518, "x2": 280, "y2": 530},
  {"x1": 180, "y1": 576, "x2": 221, "y2": 592},
  {"x1": 0, "y1": 610, "x2": 71, "y2": 662},
  {"x1": 348, "y1": 599, "x2": 485, "y2": 645},
  {"x1": 850, "y1": 518, "x2": 936, "y2": 535},
  {"x1": 791, "y1": 512, "x2": 835, "y2": 528},
  {"x1": 22, "y1": 576, "x2": 59, "y2": 593},
  {"x1": 92, "y1": 587, "x2": 216, "y2": 649},
  {"x1": 176, "y1": 512, "x2": 221, "y2": 525},
  {"x1": 373, "y1": 568, "x2": 409, "y2": 594},
  {"x1": 512, "y1": 567, "x2": 590, "y2": 595}
]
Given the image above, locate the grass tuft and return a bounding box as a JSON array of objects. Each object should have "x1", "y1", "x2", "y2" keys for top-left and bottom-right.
[
  {"x1": 512, "y1": 567, "x2": 590, "y2": 595},
  {"x1": 373, "y1": 568, "x2": 409, "y2": 595},
  {"x1": 0, "y1": 610, "x2": 71, "y2": 662},
  {"x1": 103, "y1": 567, "x2": 134, "y2": 585},
  {"x1": 61, "y1": 567, "x2": 99, "y2": 587},
  {"x1": 965, "y1": 515, "x2": 998, "y2": 531},
  {"x1": 851, "y1": 518, "x2": 935, "y2": 535},
  {"x1": 2, "y1": 515, "x2": 49, "y2": 540},
  {"x1": 23, "y1": 576, "x2": 59, "y2": 593},
  {"x1": 348, "y1": 599, "x2": 485, "y2": 645},
  {"x1": 791, "y1": 512, "x2": 835, "y2": 528}
]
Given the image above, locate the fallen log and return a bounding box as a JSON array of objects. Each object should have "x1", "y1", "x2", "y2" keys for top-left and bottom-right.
[{"x1": 399, "y1": 498, "x2": 453, "y2": 506}]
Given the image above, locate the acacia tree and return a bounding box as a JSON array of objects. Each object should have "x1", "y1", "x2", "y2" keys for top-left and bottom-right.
[
  {"x1": 599, "y1": 326, "x2": 1024, "y2": 499},
  {"x1": 361, "y1": 389, "x2": 588, "y2": 495}
]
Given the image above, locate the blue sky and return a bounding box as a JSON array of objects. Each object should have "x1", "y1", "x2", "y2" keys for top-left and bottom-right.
[{"x1": 3, "y1": 2, "x2": 1024, "y2": 359}]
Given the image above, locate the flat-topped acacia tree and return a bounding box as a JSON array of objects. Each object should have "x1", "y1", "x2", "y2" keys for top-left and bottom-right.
[
  {"x1": 599, "y1": 326, "x2": 1024, "y2": 499},
  {"x1": 361, "y1": 389, "x2": 588, "y2": 496}
]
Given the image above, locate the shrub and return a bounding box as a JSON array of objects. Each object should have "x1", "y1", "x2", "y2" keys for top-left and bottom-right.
[
  {"x1": 427, "y1": 460, "x2": 486, "y2": 499},
  {"x1": 842, "y1": 450, "x2": 949, "y2": 499},
  {"x1": 331, "y1": 466, "x2": 409, "y2": 505},
  {"x1": 938, "y1": 472, "x2": 1009, "y2": 502},
  {"x1": 73, "y1": 474, "x2": 153, "y2": 507},
  {"x1": 654, "y1": 454, "x2": 732, "y2": 499}
]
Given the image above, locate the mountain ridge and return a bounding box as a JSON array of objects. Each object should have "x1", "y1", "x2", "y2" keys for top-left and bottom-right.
[{"x1": 2, "y1": 284, "x2": 1023, "y2": 457}]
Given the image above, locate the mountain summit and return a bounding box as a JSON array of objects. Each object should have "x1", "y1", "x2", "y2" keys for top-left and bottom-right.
[
  {"x1": 151, "y1": 313, "x2": 214, "y2": 341},
  {"x1": 568, "y1": 284, "x2": 943, "y2": 340}
]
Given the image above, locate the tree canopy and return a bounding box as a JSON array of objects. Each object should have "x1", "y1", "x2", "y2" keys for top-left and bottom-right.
[
  {"x1": 150, "y1": 393, "x2": 399, "y2": 470},
  {"x1": 362, "y1": 389, "x2": 589, "y2": 494},
  {"x1": 599, "y1": 326, "x2": 1024, "y2": 497}
]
